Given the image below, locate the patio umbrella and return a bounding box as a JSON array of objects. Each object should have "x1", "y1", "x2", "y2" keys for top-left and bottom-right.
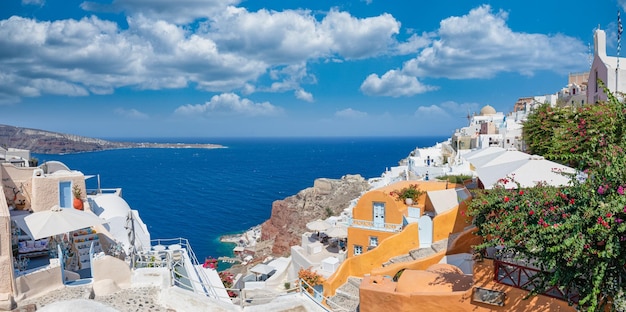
[
  {"x1": 476, "y1": 156, "x2": 575, "y2": 189},
  {"x1": 325, "y1": 226, "x2": 348, "y2": 238},
  {"x1": 468, "y1": 150, "x2": 531, "y2": 169},
  {"x1": 306, "y1": 219, "x2": 330, "y2": 232},
  {"x1": 462, "y1": 147, "x2": 506, "y2": 161},
  {"x1": 15, "y1": 205, "x2": 106, "y2": 240}
]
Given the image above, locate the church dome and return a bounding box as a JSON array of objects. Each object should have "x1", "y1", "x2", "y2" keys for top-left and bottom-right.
[{"x1": 479, "y1": 105, "x2": 497, "y2": 116}]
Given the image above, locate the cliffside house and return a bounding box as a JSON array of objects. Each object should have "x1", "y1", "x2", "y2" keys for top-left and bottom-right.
[{"x1": 346, "y1": 180, "x2": 470, "y2": 258}]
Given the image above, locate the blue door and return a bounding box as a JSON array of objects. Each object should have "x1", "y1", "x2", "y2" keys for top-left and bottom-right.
[
  {"x1": 373, "y1": 202, "x2": 385, "y2": 228},
  {"x1": 60, "y1": 181, "x2": 72, "y2": 208}
]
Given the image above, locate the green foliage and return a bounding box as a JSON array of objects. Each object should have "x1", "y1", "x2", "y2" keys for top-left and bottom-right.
[
  {"x1": 470, "y1": 85, "x2": 626, "y2": 311},
  {"x1": 325, "y1": 207, "x2": 334, "y2": 218},
  {"x1": 438, "y1": 174, "x2": 472, "y2": 184},
  {"x1": 523, "y1": 82, "x2": 626, "y2": 169},
  {"x1": 389, "y1": 184, "x2": 425, "y2": 203}
]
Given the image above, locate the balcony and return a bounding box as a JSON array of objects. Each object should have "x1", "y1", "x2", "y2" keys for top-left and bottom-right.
[{"x1": 348, "y1": 218, "x2": 402, "y2": 233}]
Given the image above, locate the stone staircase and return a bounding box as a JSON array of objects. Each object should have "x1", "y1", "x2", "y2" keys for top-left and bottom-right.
[
  {"x1": 382, "y1": 238, "x2": 449, "y2": 267},
  {"x1": 326, "y1": 234, "x2": 462, "y2": 311},
  {"x1": 327, "y1": 276, "x2": 361, "y2": 312}
]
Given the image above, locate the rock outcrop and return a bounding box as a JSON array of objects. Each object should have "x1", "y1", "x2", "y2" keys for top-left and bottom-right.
[{"x1": 260, "y1": 174, "x2": 370, "y2": 256}]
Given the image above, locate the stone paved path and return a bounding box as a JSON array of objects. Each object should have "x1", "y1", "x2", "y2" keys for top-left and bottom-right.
[{"x1": 13, "y1": 286, "x2": 175, "y2": 312}]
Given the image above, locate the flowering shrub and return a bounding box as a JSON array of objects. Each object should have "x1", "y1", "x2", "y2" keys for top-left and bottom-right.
[
  {"x1": 218, "y1": 271, "x2": 237, "y2": 297},
  {"x1": 469, "y1": 86, "x2": 626, "y2": 311},
  {"x1": 389, "y1": 184, "x2": 425, "y2": 203},
  {"x1": 203, "y1": 257, "x2": 218, "y2": 269},
  {"x1": 298, "y1": 267, "x2": 324, "y2": 294}
]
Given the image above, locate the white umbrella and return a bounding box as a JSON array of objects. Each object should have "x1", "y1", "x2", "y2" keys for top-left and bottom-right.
[
  {"x1": 16, "y1": 205, "x2": 106, "y2": 240},
  {"x1": 462, "y1": 147, "x2": 506, "y2": 161},
  {"x1": 468, "y1": 150, "x2": 531, "y2": 169},
  {"x1": 325, "y1": 226, "x2": 348, "y2": 238},
  {"x1": 476, "y1": 156, "x2": 575, "y2": 189},
  {"x1": 306, "y1": 219, "x2": 330, "y2": 232}
]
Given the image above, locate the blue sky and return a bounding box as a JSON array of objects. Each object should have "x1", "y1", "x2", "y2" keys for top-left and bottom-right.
[{"x1": 0, "y1": 0, "x2": 622, "y2": 138}]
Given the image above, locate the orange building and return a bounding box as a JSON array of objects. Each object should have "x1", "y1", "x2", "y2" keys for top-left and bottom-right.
[
  {"x1": 323, "y1": 180, "x2": 471, "y2": 298},
  {"x1": 358, "y1": 230, "x2": 576, "y2": 312},
  {"x1": 346, "y1": 180, "x2": 468, "y2": 258}
]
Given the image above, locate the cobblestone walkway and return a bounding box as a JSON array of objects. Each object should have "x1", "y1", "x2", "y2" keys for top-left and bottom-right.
[{"x1": 13, "y1": 286, "x2": 175, "y2": 312}]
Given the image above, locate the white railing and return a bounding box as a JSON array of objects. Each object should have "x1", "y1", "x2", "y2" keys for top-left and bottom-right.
[
  {"x1": 133, "y1": 238, "x2": 220, "y2": 300},
  {"x1": 348, "y1": 218, "x2": 402, "y2": 232}
]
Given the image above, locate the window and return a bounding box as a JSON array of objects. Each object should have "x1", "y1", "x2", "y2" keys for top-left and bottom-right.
[
  {"x1": 59, "y1": 181, "x2": 72, "y2": 208},
  {"x1": 354, "y1": 245, "x2": 363, "y2": 256},
  {"x1": 369, "y1": 236, "x2": 378, "y2": 247}
]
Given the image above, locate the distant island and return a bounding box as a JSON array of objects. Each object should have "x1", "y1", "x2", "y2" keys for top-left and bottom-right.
[{"x1": 0, "y1": 124, "x2": 225, "y2": 154}]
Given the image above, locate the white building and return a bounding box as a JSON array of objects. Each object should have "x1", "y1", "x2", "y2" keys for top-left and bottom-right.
[
  {"x1": 451, "y1": 105, "x2": 524, "y2": 152},
  {"x1": 588, "y1": 28, "x2": 626, "y2": 104}
]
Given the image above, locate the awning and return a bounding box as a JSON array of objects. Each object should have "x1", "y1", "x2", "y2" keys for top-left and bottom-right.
[{"x1": 250, "y1": 263, "x2": 275, "y2": 275}]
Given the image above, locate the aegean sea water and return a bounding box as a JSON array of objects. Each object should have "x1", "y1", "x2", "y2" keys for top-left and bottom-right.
[{"x1": 33, "y1": 136, "x2": 446, "y2": 263}]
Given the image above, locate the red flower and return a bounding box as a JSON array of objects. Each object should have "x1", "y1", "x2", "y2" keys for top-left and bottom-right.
[
  {"x1": 529, "y1": 210, "x2": 534, "y2": 216},
  {"x1": 519, "y1": 190, "x2": 524, "y2": 195},
  {"x1": 504, "y1": 196, "x2": 510, "y2": 203}
]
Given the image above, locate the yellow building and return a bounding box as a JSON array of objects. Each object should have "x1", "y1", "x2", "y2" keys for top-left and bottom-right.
[
  {"x1": 359, "y1": 230, "x2": 575, "y2": 312},
  {"x1": 324, "y1": 180, "x2": 471, "y2": 298},
  {"x1": 347, "y1": 180, "x2": 467, "y2": 258}
]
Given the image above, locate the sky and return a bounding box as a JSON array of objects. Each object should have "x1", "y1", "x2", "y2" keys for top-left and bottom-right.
[{"x1": 0, "y1": 0, "x2": 623, "y2": 139}]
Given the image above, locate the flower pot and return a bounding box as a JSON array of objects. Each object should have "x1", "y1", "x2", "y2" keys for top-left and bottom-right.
[
  {"x1": 405, "y1": 198, "x2": 413, "y2": 205},
  {"x1": 73, "y1": 198, "x2": 84, "y2": 210}
]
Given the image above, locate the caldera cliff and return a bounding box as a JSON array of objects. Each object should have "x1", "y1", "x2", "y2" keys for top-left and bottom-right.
[{"x1": 260, "y1": 174, "x2": 370, "y2": 256}]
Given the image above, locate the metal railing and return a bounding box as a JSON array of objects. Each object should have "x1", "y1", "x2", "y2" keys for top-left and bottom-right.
[
  {"x1": 494, "y1": 259, "x2": 579, "y2": 303},
  {"x1": 348, "y1": 218, "x2": 402, "y2": 232},
  {"x1": 132, "y1": 238, "x2": 220, "y2": 300},
  {"x1": 133, "y1": 239, "x2": 354, "y2": 310}
]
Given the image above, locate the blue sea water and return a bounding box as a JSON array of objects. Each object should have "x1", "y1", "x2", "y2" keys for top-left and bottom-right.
[{"x1": 33, "y1": 136, "x2": 446, "y2": 263}]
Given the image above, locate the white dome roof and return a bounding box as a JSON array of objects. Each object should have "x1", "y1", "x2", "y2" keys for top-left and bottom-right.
[
  {"x1": 480, "y1": 105, "x2": 497, "y2": 116},
  {"x1": 90, "y1": 194, "x2": 131, "y2": 220}
]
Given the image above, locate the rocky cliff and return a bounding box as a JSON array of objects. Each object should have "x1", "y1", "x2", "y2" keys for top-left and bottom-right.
[
  {"x1": 260, "y1": 174, "x2": 371, "y2": 256},
  {"x1": 0, "y1": 124, "x2": 129, "y2": 154}
]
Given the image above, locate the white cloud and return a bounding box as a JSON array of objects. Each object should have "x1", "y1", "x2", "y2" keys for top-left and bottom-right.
[
  {"x1": 0, "y1": 6, "x2": 401, "y2": 103},
  {"x1": 22, "y1": 0, "x2": 45, "y2": 6},
  {"x1": 360, "y1": 70, "x2": 437, "y2": 97},
  {"x1": 360, "y1": 5, "x2": 588, "y2": 98},
  {"x1": 335, "y1": 108, "x2": 367, "y2": 119},
  {"x1": 394, "y1": 32, "x2": 432, "y2": 55},
  {"x1": 415, "y1": 105, "x2": 446, "y2": 116},
  {"x1": 403, "y1": 5, "x2": 588, "y2": 79},
  {"x1": 81, "y1": 0, "x2": 239, "y2": 24},
  {"x1": 320, "y1": 10, "x2": 400, "y2": 59},
  {"x1": 416, "y1": 101, "x2": 480, "y2": 119},
  {"x1": 295, "y1": 89, "x2": 314, "y2": 102},
  {"x1": 174, "y1": 93, "x2": 283, "y2": 116},
  {"x1": 0, "y1": 15, "x2": 266, "y2": 102},
  {"x1": 114, "y1": 108, "x2": 149, "y2": 119},
  {"x1": 208, "y1": 7, "x2": 400, "y2": 62}
]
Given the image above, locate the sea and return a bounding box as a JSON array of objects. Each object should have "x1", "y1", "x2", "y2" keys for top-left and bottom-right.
[{"x1": 33, "y1": 136, "x2": 446, "y2": 265}]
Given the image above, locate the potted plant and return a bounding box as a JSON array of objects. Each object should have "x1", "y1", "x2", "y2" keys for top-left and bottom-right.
[
  {"x1": 390, "y1": 184, "x2": 425, "y2": 205},
  {"x1": 72, "y1": 184, "x2": 84, "y2": 210}
]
